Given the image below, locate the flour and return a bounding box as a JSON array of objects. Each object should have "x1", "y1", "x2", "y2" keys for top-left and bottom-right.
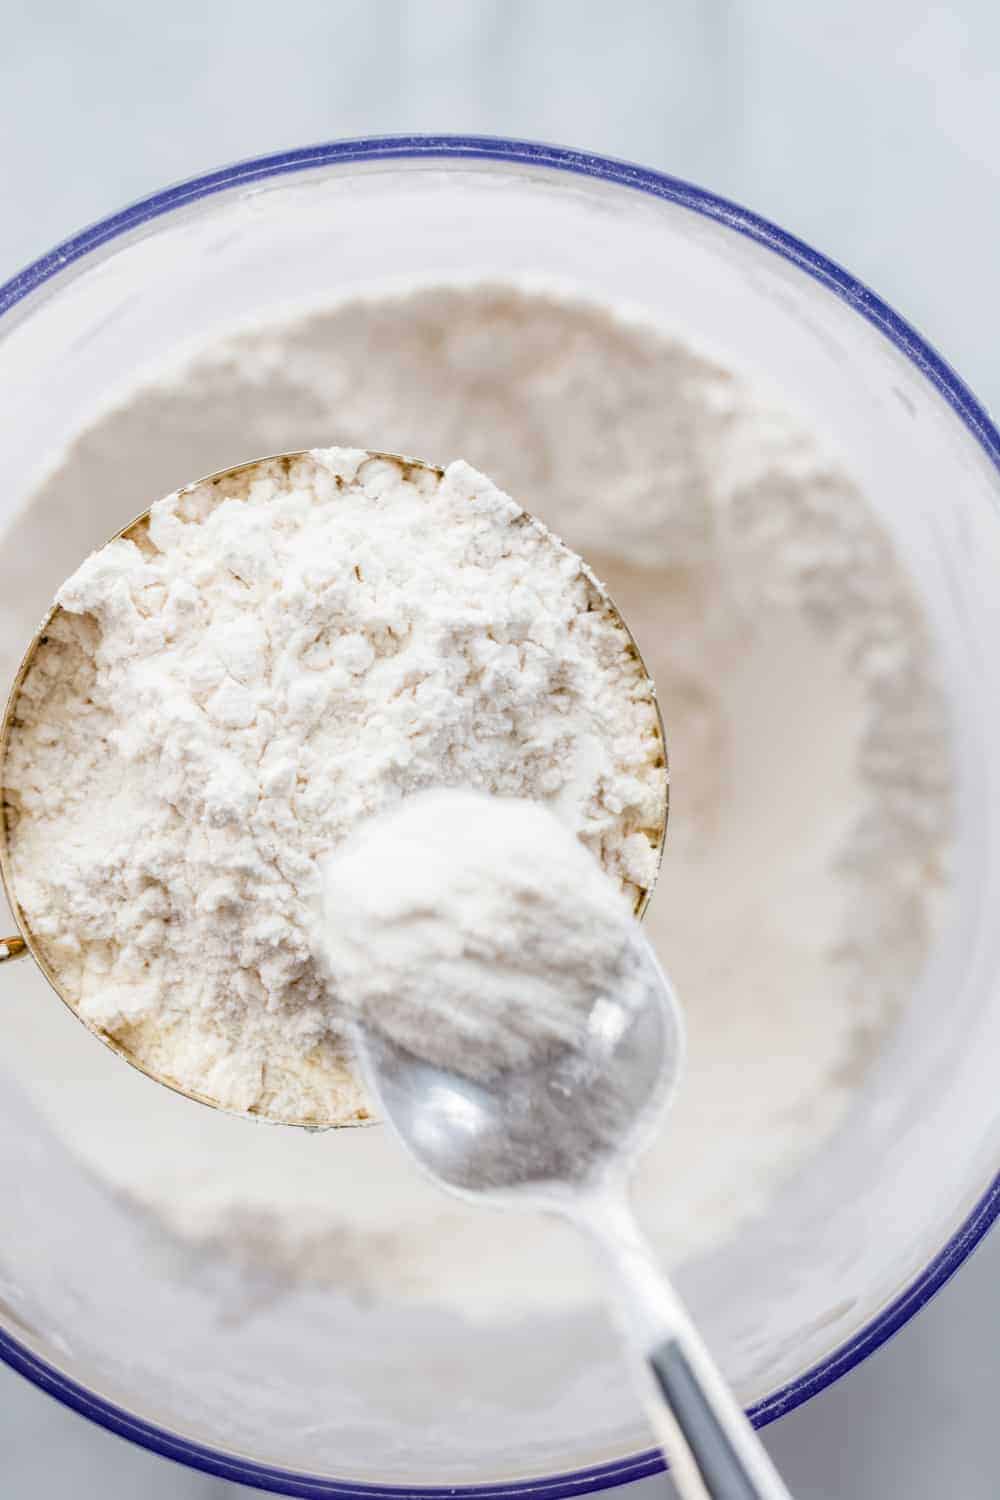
[
  {"x1": 0, "y1": 279, "x2": 951, "y2": 1310},
  {"x1": 318, "y1": 789, "x2": 639, "y2": 1081},
  {"x1": 3, "y1": 448, "x2": 663, "y2": 1124}
]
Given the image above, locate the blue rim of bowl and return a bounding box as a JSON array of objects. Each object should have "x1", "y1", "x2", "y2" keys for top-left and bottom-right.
[{"x1": 1, "y1": 134, "x2": 998, "y2": 1496}]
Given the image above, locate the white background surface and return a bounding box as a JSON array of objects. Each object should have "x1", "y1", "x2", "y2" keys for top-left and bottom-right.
[{"x1": 1, "y1": 3, "x2": 999, "y2": 1496}]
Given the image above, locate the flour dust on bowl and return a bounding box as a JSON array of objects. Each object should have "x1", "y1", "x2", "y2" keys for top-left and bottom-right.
[{"x1": 0, "y1": 137, "x2": 997, "y2": 1496}]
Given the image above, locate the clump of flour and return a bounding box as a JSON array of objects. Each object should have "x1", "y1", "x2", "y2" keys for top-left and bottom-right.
[
  {"x1": 3, "y1": 448, "x2": 664, "y2": 1123},
  {"x1": 0, "y1": 280, "x2": 951, "y2": 1306},
  {"x1": 319, "y1": 789, "x2": 638, "y2": 1081}
]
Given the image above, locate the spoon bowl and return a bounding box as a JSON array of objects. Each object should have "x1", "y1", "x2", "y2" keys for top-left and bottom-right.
[{"x1": 355, "y1": 929, "x2": 682, "y2": 1206}]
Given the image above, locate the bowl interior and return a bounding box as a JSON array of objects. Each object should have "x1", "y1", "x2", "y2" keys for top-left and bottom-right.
[{"x1": 0, "y1": 147, "x2": 998, "y2": 1491}]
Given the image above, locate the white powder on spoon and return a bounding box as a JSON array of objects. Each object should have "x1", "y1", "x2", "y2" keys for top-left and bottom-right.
[
  {"x1": 318, "y1": 789, "x2": 640, "y2": 1081},
  {"x1": 0, "y1": 280, "x2": 950, "y2": 1313}
]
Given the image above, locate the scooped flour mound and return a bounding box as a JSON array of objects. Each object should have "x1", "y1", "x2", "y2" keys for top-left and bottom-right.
[
  {"x1": 319, "y1": 789, "x2": 639, "y2": 1081},
  {"x1": 3, "y1": 448, "x2": 663, "y2": 1124},
  {"x1": 0, "y1": 280, "x2": 951, "y2": 1308}
]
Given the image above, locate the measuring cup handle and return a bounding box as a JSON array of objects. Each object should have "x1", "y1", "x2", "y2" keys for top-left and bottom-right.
[{"x1": 0, "y1": 936, "x2": 27, "y2": 963}]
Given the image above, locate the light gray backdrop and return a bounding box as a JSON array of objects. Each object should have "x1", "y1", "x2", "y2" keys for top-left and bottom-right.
[{"x1": 1, "y1": 3, "x2": 998, "y2": 1496}]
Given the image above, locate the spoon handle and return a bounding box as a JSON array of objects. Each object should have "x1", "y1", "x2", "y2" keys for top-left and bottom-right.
[
  {"x1": 646, "y1": 1334, "x2": 783, "y2": 1500},
  {"x1": 582, "y1": 1197, "x2": 792, "y2": 1500}
]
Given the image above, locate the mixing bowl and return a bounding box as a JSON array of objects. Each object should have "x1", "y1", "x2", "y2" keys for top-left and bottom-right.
[{"x1": 0, "y1": 135, "x2": 998, "y2": 1496}]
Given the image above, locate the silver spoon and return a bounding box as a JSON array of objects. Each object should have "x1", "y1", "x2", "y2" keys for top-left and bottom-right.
[{"x1": 353, "y1": 927, "x2": 793, "y2": 1500}]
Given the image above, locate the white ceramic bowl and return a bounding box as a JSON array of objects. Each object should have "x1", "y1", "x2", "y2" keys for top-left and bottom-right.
[{"x1": 1, "y1": 137, "x2": 998, "y2": 1496}]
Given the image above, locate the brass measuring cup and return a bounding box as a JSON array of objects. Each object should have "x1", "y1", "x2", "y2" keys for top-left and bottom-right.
[{"x1": 0, "y1": 451, "x2": 668, "y2": 1128}]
